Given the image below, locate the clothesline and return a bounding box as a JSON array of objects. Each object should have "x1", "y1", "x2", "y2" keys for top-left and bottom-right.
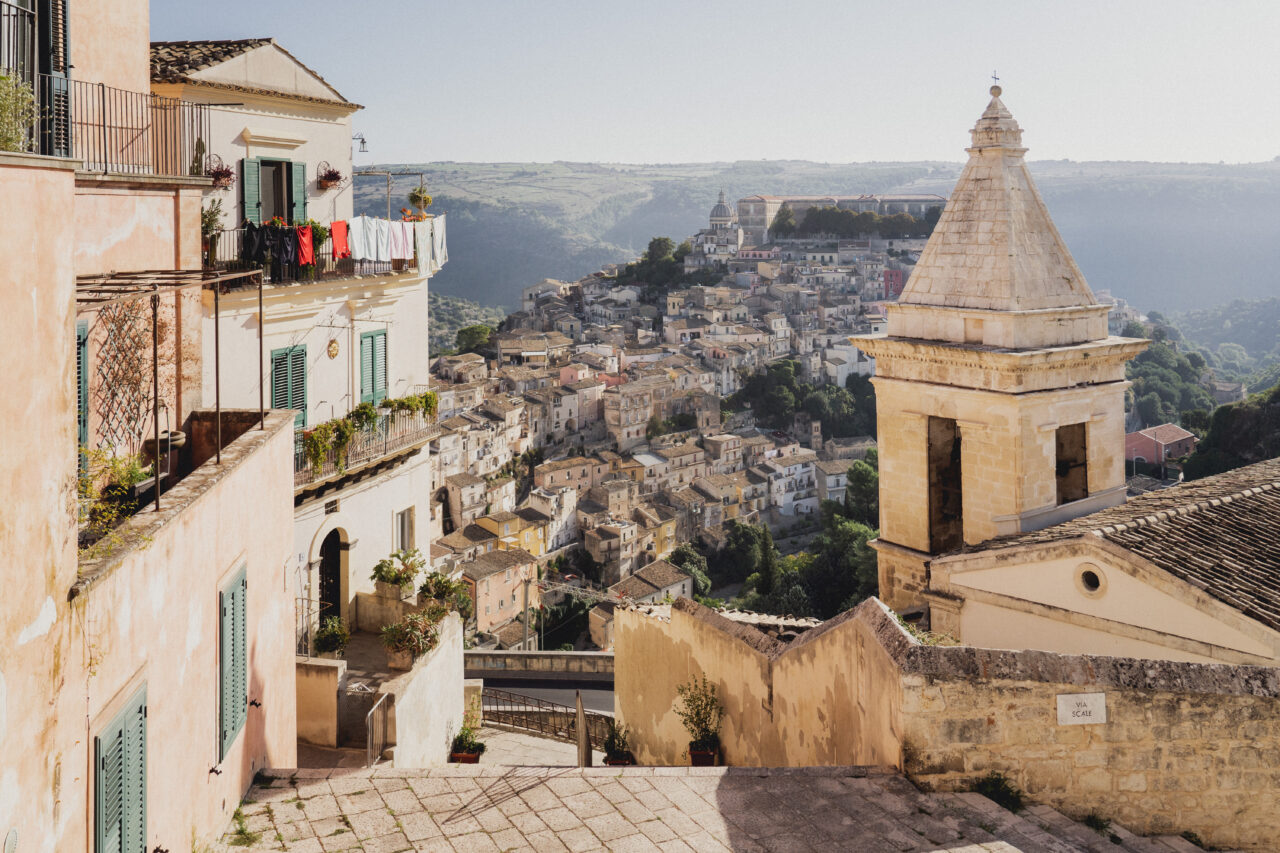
[{"x1": 238, "y1": 214, "x2": 447, "y2": 274}]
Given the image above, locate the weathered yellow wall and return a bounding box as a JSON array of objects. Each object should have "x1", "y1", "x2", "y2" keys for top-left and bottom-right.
[
  {"x1": 297, "y1": 657, "x2": 345, "y2": 747},
  {"x1": 615, "y1": 600, "x2": 904, "y2": 768},
  {"x1": 0, "y1": 154, "x2": 80, "y2": 850}
]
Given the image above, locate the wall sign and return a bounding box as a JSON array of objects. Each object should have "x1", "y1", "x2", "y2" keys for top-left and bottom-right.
[{"x1": 1057, "y1": 692, "x2": 1106, "y2": 725}]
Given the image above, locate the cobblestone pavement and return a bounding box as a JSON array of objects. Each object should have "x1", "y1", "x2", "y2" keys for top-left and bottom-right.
[{"x1": 223, "y1": 764, "x2": 1118, "y2": 852}]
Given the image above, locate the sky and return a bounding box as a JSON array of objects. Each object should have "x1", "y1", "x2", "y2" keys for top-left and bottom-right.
[{"x1": 151, "y1": 0, "x2": 1280, "y2": 166}]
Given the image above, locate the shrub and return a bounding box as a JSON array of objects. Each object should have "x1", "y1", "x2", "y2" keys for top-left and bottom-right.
[
  {"x1": 603, "y1": 720, "x2": 631, "y2": 761},
  {"x1": 450, "y1": 724, "x2": 485, "y2": 755},
  {"x1": 371, "y1": 548, "x2": 425, "y2": 587},
  {"x1": 0, "y1": 73, "x2": 36, "y2": 153},
  {"x1": 971, "y1": 771, "x2": 1024, "y2": 812},
  {"x1": 313, "y1": 616, "x2": 350, "y2": 655},
  {"x1": 380, "y1": 611, "x2": 440, "y2": 656},
  {"x1": 673, "y1": 675, "x2": 723, "y2": 752}
]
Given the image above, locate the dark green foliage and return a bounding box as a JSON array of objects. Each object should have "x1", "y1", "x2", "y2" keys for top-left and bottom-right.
[
  {"x1": 844, "y1": 460, "x2": 879, "y2": 527},
  {"x1": 971, "y1": 772, "x2": 1024, "y2": 812},
  {"x1": 1183, "y1": 382, "x2": 1280, "y2": 480},
  {"x1": 669, "y1": 543, "x2": 712, "y2": 596},
  {"x1": 725, "y1": 359, "x2": 875, "y2": 438},
  {"x1": 770, "y1": 205, "x2": 797, "y2": 236},
  {"x1": 534, "y1": 596, "x2": 591, "y2": 650},
  {"x1": 794, "y1": 206, "x2": 940, "y2": 239},
  {"x1": 429, "y1": 293, "x2": 506, "y2": 360},
  {"x1": 1083, "y1": 813, "x2": 1111, "y2": 833},
  {"x1": 1127, "y1": 341, "x2": 1214, "y2": 427},
  {"x1": 455, "y1": 323, "x2": 493, "y2": 354},
  {"x1": 612, "y1": 235, "x2": 724, "y2": 304},
  {"x1": 646, "y1": 412, "x2": 698, "y2": 439}
]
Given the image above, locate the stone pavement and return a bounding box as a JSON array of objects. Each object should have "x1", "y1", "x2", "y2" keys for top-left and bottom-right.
[
  {"x1": 220, "y1": 764, "x2": 1207, "y2": 853},
  {"x1": 476, "y1": 726, "x2": 604, "y2": 767}
]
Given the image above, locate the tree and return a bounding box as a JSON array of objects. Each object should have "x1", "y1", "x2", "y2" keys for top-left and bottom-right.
[
  {"x1": 646, "y1": 237, "x2": 674, "y2": 263},
  {"x1": 800, "y1": 518, "x2": 878, "y2": 618},
  {"x1": 673, "y1": 240, "x2": 693, "y2": 263},
  {"x1": 1136, "y1": 392, "x2": 1163, "y2": 426},
  {"x1": 455, "y1": 324, "x2": 492, "y2": 354},
  {"x1": 756, "y1": 527, "x2": 780, "y2": 596},
  {"x1": 669, "y1": 543, "x2": 712, "y2": 596},
  {"x1": 844, "y1": 460, "x2": 879, "y2": 527},
  {"x1": 770, "y1": 205, "x2": 796, "y2": 236},
  {"x1": 1122, "y1": 321, "x2": 1147, "y2": 338}
]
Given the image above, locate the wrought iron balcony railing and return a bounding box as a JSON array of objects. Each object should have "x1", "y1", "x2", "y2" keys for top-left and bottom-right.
[
  {"x1": 294, "y1": 408, "x2": 437, "y2": 489},
  {"x1": 206, "y1": 227, "x2": 418, "y2": 286}
]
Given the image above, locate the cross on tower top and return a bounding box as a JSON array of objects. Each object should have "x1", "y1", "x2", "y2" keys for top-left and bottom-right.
[{"x1": 990, "y1": 70, "x2": 1002, "y2": 97}]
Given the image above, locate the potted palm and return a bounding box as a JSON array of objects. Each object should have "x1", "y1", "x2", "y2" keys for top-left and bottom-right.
[
  {"x1": 449, "y1": 725, "x2": 485, "y2": 764},
  {"x1": 371, "y1": 548, "x2": 423, "y2": 600},
  {"x1": 380, "y1": 610, "x2": 439, "y2": 670},
  {"x1": 313, "y1": 616, "x2": 350, "y2": 659},
  {"x1": 674, "y1": 675, "x2": 723, "y2": 767},
  {"x1": 603, "y1": 720, "x2": 635, "y2": 766}
]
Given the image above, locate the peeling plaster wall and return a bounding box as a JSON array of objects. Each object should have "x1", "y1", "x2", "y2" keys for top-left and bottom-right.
[
  {"x1": 0, "y1": 155, "x2": 78, "y2": 852},
  {"x1": 74, "y1": 184, "x2": 203, "y2": 276}
]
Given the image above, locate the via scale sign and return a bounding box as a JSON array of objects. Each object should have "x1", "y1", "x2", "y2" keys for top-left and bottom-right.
[{"x1": 1056, "y1": 692, "x2": 1107, "y2": 725}]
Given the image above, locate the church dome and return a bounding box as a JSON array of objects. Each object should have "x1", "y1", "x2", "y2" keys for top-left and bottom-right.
[{"x1": 709, "y1": 190, "x2": 733, "y2": 223}]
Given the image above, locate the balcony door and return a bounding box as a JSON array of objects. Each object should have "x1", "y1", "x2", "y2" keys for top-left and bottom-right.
[{"x1": 242, "y1": 158, "x2": 307, "y2": 224}]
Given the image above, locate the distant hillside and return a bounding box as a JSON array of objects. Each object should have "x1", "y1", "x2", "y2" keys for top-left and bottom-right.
[
  {"x1": 428, "y1": 293, "x2": 506, "y2": 359},
  {"x1": 356, "y1": 159, "x2": 1280, "y2": 312}
]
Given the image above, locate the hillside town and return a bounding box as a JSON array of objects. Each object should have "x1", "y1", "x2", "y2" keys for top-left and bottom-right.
[{"x1": 3, "y1": 2, "x2": 1280, "y2": 852}]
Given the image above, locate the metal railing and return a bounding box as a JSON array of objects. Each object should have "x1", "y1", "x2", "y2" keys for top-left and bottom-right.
[
  {"x1": 366, "y1": 693, "x2": 390, "y2": 768},
  {"x1": 206, "y1": 227, "x2": 417, "y2": 284},
  {"x1": 295, "y1": 408, "x2": 437, "y2": 488},
  {"x1": 0, "y1": 1, "x2": 34, "y2": 82},
  {"x1": 481, "y1": 686, "x2": 611, "y2": 750},
  {"x1": 64, "y1": 75, "x2": 209, "y2": 176}
]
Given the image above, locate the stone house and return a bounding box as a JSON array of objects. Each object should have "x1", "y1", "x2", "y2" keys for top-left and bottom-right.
[
  {"x1": 462, "y1": 548, "x2": 539, "y2": 634},
  {"x1": 1124, "y1": 423, "x2": 1197, "y2": 463}
]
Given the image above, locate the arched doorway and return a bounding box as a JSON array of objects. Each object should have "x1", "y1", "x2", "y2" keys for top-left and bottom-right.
[{"x1": 319, "y1": 529, "x2": 344, "y2": 622}]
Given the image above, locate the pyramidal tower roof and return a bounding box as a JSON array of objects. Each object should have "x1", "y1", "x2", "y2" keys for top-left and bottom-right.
[{"x1": 899, "y1": 86, "x2": 1096, "y2": 312}]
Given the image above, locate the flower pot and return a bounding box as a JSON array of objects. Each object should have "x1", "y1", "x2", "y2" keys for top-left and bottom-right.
[
  {"x1": 212, "y1": 177, "x2": 233, "y2": 190},
  {"x1": 142, "y1": 429, "x2": 186, "y2": 456},
  {"x1": 386, "y1": 647, "x2": 414, "y2": 671},
  {"x1": 449, "y1": 751, "x2": 480, "y2": 764},
  {"x1": 604, "y1": 755, "x2": 634, "y2": 766},
  {"x1": 375, "y1": 580, "x2": 414, "y2": 601},
  {"x1": 314, "y1": 650, "x2": 344, "y2": 660},
  {"x1": 689, "y1": 749, "x2": 717, "y2": 767},
  {"x1": 318, "y1": 179, "x2": 338, "y2": 190}
]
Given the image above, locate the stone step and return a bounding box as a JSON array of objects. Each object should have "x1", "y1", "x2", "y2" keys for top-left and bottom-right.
[
  {"x1": 935, "y1": 792, "x2": 1087, "y2": 853},
  {"x1": 1023, "y1": 803, "x2": 1139, "y2": 852}
]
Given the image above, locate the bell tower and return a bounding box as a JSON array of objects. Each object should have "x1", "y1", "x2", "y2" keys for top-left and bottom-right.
[{"x1": 852, "y1": 87, "x2": 1148, "y2": 616}]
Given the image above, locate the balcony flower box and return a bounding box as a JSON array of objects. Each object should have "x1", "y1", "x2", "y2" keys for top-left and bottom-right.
[{"x1": 374, "y1": 580, "x2": 415, "y2": 602}]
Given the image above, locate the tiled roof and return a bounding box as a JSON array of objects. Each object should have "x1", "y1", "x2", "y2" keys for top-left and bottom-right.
[
  {"x1": 633, "y1": 559, "x2": 689, "y2": 590},
  {"x1": 975, "y1": 458, "x2": 1280, "y2": 631},
  {"x1": 1137, "y1": 423, "x2": 1197, "y2": 444},
  {"x1": 150, "y1": 39, "x2": 357, "y2": 107},
  {"x1": 150, "y1": 39, "x2": 269, "y2": 79},
  {"x1": 462, "y1": 548, "x2": 535, "y2": 581}
]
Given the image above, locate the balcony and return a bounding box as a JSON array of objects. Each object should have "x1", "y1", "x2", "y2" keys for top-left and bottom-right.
[
  {"x1": 207, "y1": 228, "x2": 419, "y2": 286},
  {"x1": 1, "y1": 8, "x2": 209, "y2": 181},
  {"x1": 294, "y1": 408, "x2": 438, "y2": 490}
]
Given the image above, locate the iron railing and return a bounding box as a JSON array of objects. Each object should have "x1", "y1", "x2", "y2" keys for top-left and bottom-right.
[
  {"x1": 295, "y1": 408, "x2": 437, "y2": 488},
  {"x1": 206, "y1": 227, "x2": 417, "y2": 285},
  {"x1": 63, "y1": 75, "x2": 209, "y2": 176},
  {"x1": 366, "y1": 693, "x2": 390, "y2": 768},
  {"x1": 0, "y1": 1, "x2": 34, "y2": 82},
  {"x1": 481, "y1": 686, "x2": 611, "y2": 751}
]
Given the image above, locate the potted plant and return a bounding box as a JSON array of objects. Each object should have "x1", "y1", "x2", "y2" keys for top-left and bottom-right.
[
  {"x1": 603, "y1": 720, "x2": 635, "y2": 766},
  {"x1": 408, "y1": 183, "x2": 432, "y2": 217},
  {"x1": 379, "y1": 610, "x2": 439, "y2": 670},
  {"x1": 371, "y1": 548, "x2": 424, "y2": 600},
  {"x1": 201, "y1": 198, "x2": 225, "y2": 268},
  {"x1": 317, "y1": 165, "x2": 343, "y2": 190},
  {"x1": 674, "y1": 675, "x2": 722, "y2": 767},
  {"x1": 313, "y1": 616, "x2": 350, "y2": 659},
  {"x1": 209, "y1": 163, "x2": 235, "y2": 189},
  {"x1": 449, "y1": 725, "x2": 485, "y2": 763}
]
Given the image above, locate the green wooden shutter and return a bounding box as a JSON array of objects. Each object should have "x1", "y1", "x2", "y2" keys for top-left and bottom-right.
[
  {"x1": 242, "y1": 158, "x2": 262, "y2": 224},
  {"x1": 290, "y1": 161, "x2": 307, "y2": 224},
  {"x1": 360, "y1": 333, "x2": 374, "y2": 404},
  {"x1": 76, "y1": 322, "x2": 88, "y2": 451},
  {"x1": 360, "y1": 331, "x2": 387, "y2": 404},
  {"x1": 95, "y1": 685, "x2": 145, "y2": 853},
  {"x1": 270, "y1": 345, "x2": 306, "y2": 427},
  {"x1": 220, "y1": 566, "x2": 247, "y2": 760}
]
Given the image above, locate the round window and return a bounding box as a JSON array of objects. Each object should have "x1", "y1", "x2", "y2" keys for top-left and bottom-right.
[{"x1": 1075, "y1": 564, "x2": 1107, "y2": 597}]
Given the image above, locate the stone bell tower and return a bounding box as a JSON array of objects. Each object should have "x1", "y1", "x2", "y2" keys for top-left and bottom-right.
[{"x1": 852, "y1": 86, "x2": 1147, "y2": 616}]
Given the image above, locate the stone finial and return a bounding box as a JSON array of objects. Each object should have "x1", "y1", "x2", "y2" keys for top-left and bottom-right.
[
  {"x1": 971, "y1": 85, "x2": 1023, "y2": 150},
  {"x1": 990, "y1": 84, "x2": 1002, "y2": 97}
]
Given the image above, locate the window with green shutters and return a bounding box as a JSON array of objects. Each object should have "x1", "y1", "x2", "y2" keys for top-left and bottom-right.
[
  {"x1": 95, "y1": 685, "x2": 146, "y2": 853},
  {"x1": 77, "y1": 321, "x2": 88, "y2": 452},
  {"x1": 270, "y1": 345, "x2": 306, "y2": 427},
  {"x1": 219, "y1": 566, "x2": 248, "y2": 761},
  {"x1": 291, "y1": 160, "x2": 308, "y2": 223},
  {"x1": 360, "y1": 330, "x2": 388, "y2": 404}
]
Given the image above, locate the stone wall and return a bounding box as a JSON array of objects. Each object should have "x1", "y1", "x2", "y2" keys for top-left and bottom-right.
[
  {"x1": 614, "y1": 597, "x2": 1280, "y2": 850},
  {"x1": 296, "y1": 657, "x2": 346, "y2": 748},
  {"x1": 464, "y1": 649, "x2": 614, "y2": 681},
  {"x1": 391, "y1": 615, "x2": 465, "y2": 767}
]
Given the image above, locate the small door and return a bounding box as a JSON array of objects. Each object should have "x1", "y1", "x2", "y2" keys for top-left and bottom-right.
[{"x1": 318, "y1": 529, "x2": 343, "y2": 621}]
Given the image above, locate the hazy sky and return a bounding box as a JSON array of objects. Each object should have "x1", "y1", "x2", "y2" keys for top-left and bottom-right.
[{"x1": 151, "y1": 0, "x2": 1280, "y2": 165}]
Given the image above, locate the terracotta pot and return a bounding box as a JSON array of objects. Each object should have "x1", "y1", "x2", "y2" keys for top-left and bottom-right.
[
  {"x1": 604, "y1": 756, "x2": 634, "y2": 766},
  {"x1": 450, "y1": 751, "x2": 480, "y2": 764},
  {"x1": 689, "y1": 748, "x2": 717, "y2": 767},
  {"x1": 386, "y1": 647, "x2": 414, "y2": 671}
]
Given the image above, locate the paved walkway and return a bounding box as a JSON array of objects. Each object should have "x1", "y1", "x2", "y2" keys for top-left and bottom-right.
[
  {"x1": 222, "y1": 764, "x2": 1154, "y2": 852},
  {"x1": 477, "y1": 726, "x2": 604, "y2": 767}
]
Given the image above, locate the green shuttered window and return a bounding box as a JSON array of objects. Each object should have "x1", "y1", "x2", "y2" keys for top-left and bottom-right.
[
  {"x1": 95, "y1": 685, "x2": 146, "y2": 853},
  {"x1": 270, "y1": 345, "x2": 306, "y2": 427},
  {"x1": 220, "y1": 566, "x2": 248, "y2": 760},
  {"x1": 291, "y1": 160, "x2": 307, "y2": 223},
  {"x1": 360, "y1": 330, "x2": 388, "y2": 404}
]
